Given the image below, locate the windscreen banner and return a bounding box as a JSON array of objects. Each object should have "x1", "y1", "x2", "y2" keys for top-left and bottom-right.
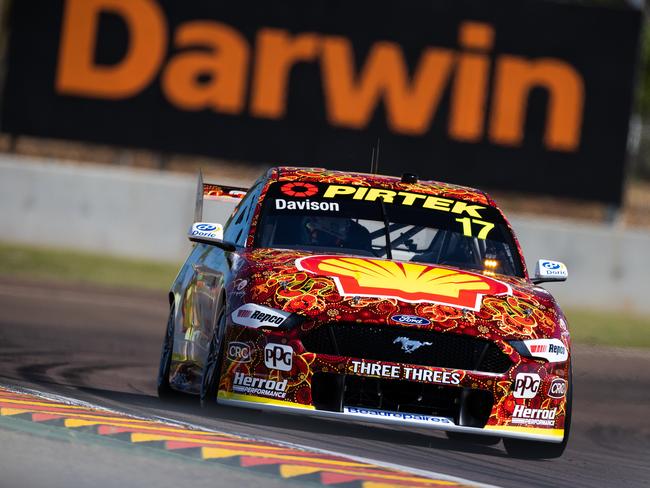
[{"x1": 0, "y1": 0, "x2": 642, "y2": 204}]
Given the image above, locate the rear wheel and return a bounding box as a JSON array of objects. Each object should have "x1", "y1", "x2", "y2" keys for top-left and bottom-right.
[
  {"x1": 504, "y1": 367, "x2": 573, "y2": 459},
  {"x1": 157, "y1": 306, "x2": 177, "y2": 399},
  {"x1": 200, "y1": 307, "x2": 226, "y2": 408}
]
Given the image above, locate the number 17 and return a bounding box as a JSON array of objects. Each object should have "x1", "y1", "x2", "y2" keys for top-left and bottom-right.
[{"x1": 455, "y1": 218, "x2": 495, "y2": 239}]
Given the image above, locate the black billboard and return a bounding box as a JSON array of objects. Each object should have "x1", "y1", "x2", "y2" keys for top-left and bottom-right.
[{"x1": 1, "y1": 0, "x2": 642, "y2": 204}]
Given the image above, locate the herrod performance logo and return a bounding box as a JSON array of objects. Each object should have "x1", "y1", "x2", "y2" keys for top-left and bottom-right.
[
  {"x1": 55, "y1": 0, "x2": 585, "y2": 152},
  {"x1": 232, "y1": 372, "x2": 287, "y2": 399}
]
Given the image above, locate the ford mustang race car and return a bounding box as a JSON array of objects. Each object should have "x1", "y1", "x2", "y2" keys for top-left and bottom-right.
[{"x1": 157, "y1": 167, "x2": 572, "y2": 458}]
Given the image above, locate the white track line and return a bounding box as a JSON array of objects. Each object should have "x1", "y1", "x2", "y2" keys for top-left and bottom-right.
[{"x1": 1, "y1": 383, "x2": 501, "y2": 488}]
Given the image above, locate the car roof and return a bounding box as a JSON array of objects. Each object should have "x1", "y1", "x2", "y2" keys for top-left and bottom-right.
[{"x1": 269, "y1": 166, "x2": 495, "y2": 207}]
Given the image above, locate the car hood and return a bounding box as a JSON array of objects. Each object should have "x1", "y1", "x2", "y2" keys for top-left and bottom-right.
[{"x1": 230, "y1": 248, "x2": 566, "y2": 341}]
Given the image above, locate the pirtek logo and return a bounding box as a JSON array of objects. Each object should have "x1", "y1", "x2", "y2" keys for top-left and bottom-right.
[{"x1": 56, "y1": 0, "x2": 584, "y2": 152}]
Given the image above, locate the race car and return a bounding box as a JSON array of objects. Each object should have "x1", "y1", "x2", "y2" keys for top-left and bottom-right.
[{"x1": 157, "y1": 167, "x2": 572, "y2": 458}]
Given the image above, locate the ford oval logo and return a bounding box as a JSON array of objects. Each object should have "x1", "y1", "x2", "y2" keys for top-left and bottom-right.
[{"x1": 391, "y1": 314, "x2": 431, "y2": 326}]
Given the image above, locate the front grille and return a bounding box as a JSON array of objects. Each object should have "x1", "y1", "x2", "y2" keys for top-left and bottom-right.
[
  {"x1": 301, "y1": 323, "x2": 512, "y2": 373},
  {"x1": 343, "y1": 375, "x2": 461, "y2": 419},
  {"x1": 311, "y1": 372, "x2": 494, "y2": 427}
]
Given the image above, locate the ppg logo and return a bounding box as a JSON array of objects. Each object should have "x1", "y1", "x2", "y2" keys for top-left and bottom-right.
[
  {"x1": 542, "y1": 261, "x2": 561, "y2": 270},
  {"x1": 513, "y1": 372, "x2": 541, "y2": 399},
  {"x1": 196, "y1": 223, "x2": 217, "y2": 232},
  {"x1": 264, "y1": 343, "x2": 293, "y2": 372},
  {"x1": 227, "y1": 342, "x2": 252, "y2": 363}
]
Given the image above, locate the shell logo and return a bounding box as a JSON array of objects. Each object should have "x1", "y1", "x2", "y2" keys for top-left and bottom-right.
[{"x1": 296, "y1": 255, "x2": 512, "y2": 311}]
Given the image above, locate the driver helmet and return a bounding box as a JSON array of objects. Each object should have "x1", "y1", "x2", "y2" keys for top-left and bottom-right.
[{"x1": 304, "y1": 217, "x2": 351, "y2": 247}]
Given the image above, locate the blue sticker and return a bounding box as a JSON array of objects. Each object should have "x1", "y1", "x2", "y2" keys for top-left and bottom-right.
[
  {"x1": 390, "y1": 314, "x2": 431, "y2": 326},
  {"x1": 542, "y1": 261, "x2": 561, "y2": 270}
]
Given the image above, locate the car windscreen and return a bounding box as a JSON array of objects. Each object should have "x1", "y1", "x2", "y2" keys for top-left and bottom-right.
[{"x1": 255, "y1": 181, "x2": 525, "y2": 277}]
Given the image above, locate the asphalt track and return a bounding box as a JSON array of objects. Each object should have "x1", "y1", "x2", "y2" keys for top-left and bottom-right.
[{"x1": 1, "y1": 276, "x2": 649, "y2": 487}]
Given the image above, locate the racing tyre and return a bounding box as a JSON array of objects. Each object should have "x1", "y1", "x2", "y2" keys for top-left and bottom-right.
[
  {"x1": 503, "y1": 367, "x2": 572, "y2": 459},
  {"x1": 446, "y1": 432, "x2": 501, "y2": 446},
  {"x1": 200, "y1": 307, "x2": 226, "y2": 408},
  {"x1": 157, "y1": 306, "x2": 178, "y2": 399}
]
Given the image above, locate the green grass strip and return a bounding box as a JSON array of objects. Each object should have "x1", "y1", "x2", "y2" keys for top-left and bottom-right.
[
  {"x1": 565, "y1": 308, "x2": 650, "y2": 349},
  {"x1": 1, "y1": 241, "x2": 649, "y2": 348},
  {"x1": 0, "y1": 242, "x2": 179, "y2": 291}
]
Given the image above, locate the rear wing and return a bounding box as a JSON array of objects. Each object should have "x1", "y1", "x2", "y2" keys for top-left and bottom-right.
[{"x1": 194, "y1": 171, "x2": 248, "y2": 222}]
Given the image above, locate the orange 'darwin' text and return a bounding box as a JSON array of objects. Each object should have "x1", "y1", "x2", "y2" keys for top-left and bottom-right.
[{"x1": 56, "y1": 0, "x2": 585, "y2": 152}]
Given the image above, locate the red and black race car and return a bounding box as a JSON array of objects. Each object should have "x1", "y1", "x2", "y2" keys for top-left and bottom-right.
[{"x1": 157, "y1": 167, "x2": 571, "y2": 458}]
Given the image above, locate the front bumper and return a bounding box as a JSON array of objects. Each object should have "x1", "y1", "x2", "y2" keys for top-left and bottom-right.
[{"x1": 218, "y1": 321, "x2": 569, "y2": 444}]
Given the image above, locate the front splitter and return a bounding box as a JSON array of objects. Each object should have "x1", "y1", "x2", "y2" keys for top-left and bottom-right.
[{"x1": 218, "y1": 391, "x2": 564, "y2": 443}]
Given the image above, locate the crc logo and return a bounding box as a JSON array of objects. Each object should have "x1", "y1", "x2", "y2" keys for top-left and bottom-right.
[
  {"x1": 280, "y1": 182, "x2": 318, "y2": 198},
  {"x1": 264, "y1": 343, "x2": 293, "y2": 371},
  {"x1": 390, "y1": 314, "x2": 431, "y2": 326},
  {"x1": 542, "y1": 261, "x2": 561, "y2": 270},
  {"x1": 548, "y1": 378, "x2": 567, "y2": 399},
  {"x1": 227, "y1": 342, "x2": 252, "y2": 363},
  {"x1": 513, "y1": 372, "x2": 541, "y2": 399}
]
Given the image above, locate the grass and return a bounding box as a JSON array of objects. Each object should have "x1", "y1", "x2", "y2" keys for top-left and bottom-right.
[
  {"x1": 0, "y1": 241, "x2": 648, "y2": 349},
  {"x1": 0, "y1": 242, "x2": 179, "y2": 291},
  {"x1": 565, "y1": 308, "x2": 650, "y2": 349}
]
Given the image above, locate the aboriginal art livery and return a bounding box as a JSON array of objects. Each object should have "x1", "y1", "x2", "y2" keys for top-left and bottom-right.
[{"x1": 158, "y1": 167, "x2": 572, "y2": 459}]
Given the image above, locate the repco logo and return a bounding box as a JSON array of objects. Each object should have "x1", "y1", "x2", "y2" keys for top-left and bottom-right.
[
  {"x1": 56, "y1": 0, "x2": 584, "y2": 152},
  {"x1": 251, "y1": 311, "x2": 284, "y2": 325}
]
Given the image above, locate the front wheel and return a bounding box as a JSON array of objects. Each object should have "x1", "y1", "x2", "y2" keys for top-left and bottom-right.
[
  {"x1": 504, "y1": 367, "x2": 573, "y2": 459},
  {"x1": 157, "y1": 306, "x2": 178, "y2": 399},
  {"x1": 200, "y1": 308, "x2": 226, "y2": 408}
]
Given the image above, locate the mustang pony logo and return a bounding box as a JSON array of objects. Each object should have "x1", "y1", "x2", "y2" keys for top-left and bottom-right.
[
  {"x1": 393, "y1": 336, "x2": 432, "y2": 353},
  {"x1": 295, "y1": 255, "x2": 511, "y2": 310}
]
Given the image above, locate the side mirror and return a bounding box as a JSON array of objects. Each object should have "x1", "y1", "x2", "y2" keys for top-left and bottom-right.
[
  {"x1": 532, "y1": 259, "x2": 568, "y2": 284},
  {"x1": 188, "y1": 222, "x2": 237, "y2": 252}
]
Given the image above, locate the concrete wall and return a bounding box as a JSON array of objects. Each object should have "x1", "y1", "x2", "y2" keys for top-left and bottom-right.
[
  {"x1": 0, "y1": 156, "x2": 237, "y2": 262},
  {"x1": 510, "y1": 216, "x2": 650, "y2": 313},
  {"x1": 1, "y1": 156, "x2": 648, "y2": 313}
]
